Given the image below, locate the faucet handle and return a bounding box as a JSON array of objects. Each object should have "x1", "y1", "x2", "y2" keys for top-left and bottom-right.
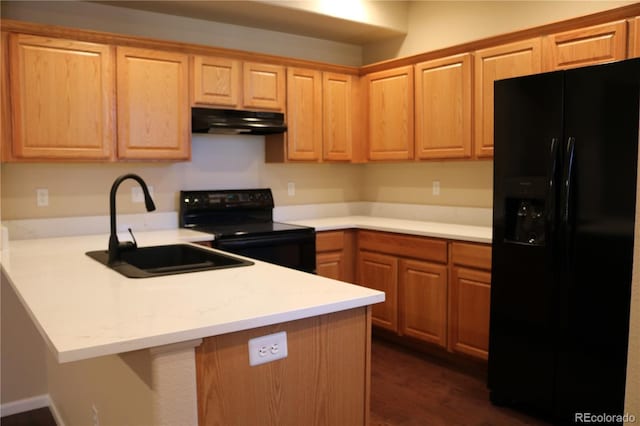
[{"x1": 127, "y1": 228, "x2": 138, "y2": 249}]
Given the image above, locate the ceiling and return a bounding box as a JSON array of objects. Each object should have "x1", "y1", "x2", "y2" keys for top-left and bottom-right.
[{"x1": 94, "y1": 1, "x2": 408, "y2": 44}]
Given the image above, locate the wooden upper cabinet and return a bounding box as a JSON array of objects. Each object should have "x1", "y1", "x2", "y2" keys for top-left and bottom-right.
[
  {"x1": 9, "y1": 34, "x2": 115, "y2": 160},
  {"x1": 117, "y1": 46, "x2": 190, "y2": 160},
  {"x1": 414, "y1": 53, "x2": 472, "y2": 160},
  {"x1": 543, "y1": 20, "x2": 627, "y2": 71},
  {"x1": 286, "y1": 67, "x2": 322, "y2": 161},
  {"x1": 323, "y1": 72, "x2": 354, "y2": 162},
  {"x1": 366, "y1": 66, "x2": 414, "y2": 161},
  {"x1": 243, "y1": 62, "x2": 285, "y2": 111},
  {"x1": 192, "y1": 55, "x2": 241, "y2": 108},
  {"x1": 1, "y1": 32, "x2": 11, "y2": 162},
  {"x1": 629, "y1": 17, "x2": 640, "y2": 58},
  {"x1": 474, "y1": 38, "x2": 542, "y2": 158}
]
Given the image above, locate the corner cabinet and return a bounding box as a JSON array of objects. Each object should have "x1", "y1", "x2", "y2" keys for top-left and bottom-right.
[
  {"x1": 542, "y1": 20, "x2": 627, "y2": 71},
  {"x1": 323, "y1": 72, "x2": 356, "y2": 162},
  {"x1": 474, "y1": 38, "x2": 542, "y2": 158},
  {"x1": 116, "y1": 46, "x2": 190, "y2": 160},
  {"x1": 448, "y1": 242, "x2": 492, "y2": 360},
  {"x1": 316, "y1": 230, "x2": 356, "y2": 283},
  {"x1": 357, "y1": 230, "x2": 448, "y2": 340},
  {"x1": 365, "y1": 66, "x2": 414, "y2": 161},
  {"x1": 629, "y1": 17, "x2": 640, "y2": 58},
  {"x1": 8, "y1": 34, "x2": 115, "y2": 160},
  {"x1": 414, "y1": 53, "x2": 472, "y2": 160},
  {"x1": 1, "y1": 32, "x2": 11, "y2": 162}
]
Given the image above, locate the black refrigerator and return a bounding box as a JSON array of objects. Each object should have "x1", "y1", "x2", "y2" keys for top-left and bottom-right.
[{"x1": 488, "y1": 57, "x2": 640, "y2": 425}]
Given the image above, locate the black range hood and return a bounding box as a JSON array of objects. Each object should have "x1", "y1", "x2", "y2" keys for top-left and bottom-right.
[{"x1": 192, "y1": 107, "x2": 287, "y2": 135}]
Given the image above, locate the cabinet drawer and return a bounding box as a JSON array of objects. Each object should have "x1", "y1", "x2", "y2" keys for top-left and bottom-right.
[
  {"x1": 451, "y1": 242, "x2": 491, "y2": 270},
  {"x1": 358, "y1": 230, "x2": 447, "y2": 263},
  {"x1": 316, "y1": 231, "x2": 345, "y2": 252}
]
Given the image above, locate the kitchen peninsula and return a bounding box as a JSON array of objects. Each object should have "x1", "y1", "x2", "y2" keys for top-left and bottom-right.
[{"x1": 0, "y1": 229, "x2": 384, "y2": 425}]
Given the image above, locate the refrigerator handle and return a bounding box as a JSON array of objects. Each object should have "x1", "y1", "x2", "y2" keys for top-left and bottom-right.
[
  {"x1": 546, "y1": 137, "x2": 560, "y2": 226},
  {"x1": 562, "y1": 137, "x2": 576, "y2": 225},
  {"x1": 561, "y1": 137, "x2": 576, "y2": 265}
]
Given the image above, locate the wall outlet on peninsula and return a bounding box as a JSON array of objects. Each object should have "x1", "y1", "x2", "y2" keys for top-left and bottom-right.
[{"x1": 248, "y1": 331, "x2": 288, "y2": 366}]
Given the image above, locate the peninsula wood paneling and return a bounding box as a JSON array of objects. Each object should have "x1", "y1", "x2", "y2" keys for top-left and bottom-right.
[
  {"x1": 196, "y1": 307, "x2": 371, "y2": 426},
  {"x1": 542, "y1": 20, "x2": 627, "y2": 71},
  {"x1": 9, "y1": 34, "x2": 115, "y2": 160}
]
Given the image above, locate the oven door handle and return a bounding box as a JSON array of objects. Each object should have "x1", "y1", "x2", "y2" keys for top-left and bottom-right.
[{"x1": 214, "y1": 232, "x2": 315, "y2": 249}]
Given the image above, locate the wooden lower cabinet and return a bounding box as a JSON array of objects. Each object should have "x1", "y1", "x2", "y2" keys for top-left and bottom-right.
[
  {"x1": 448, "y1": 242, "x2": 492, "y2": 360},
  {"x1": 316, "y1": 230, "x2": 356, "y2": 282},
  {"x1": 399, "y1": 259, "x2": 448, "y2": 347},
  {"x1": 196, "y1": 307, "x2": 371, "y2": 426},
  {"x1": 352, "y1": 230, "x2": 492, "y2": 361},
  {"x1": 357, "y1": 250, "x2": 398, "y2": 332}
]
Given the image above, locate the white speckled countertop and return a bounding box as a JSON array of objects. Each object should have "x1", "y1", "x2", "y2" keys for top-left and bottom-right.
[
  {"x1": 287, "y1": 216, "x2": 492, "y2": 244},
  {"x1": 0, "y1": 229, "x2": 384, "y2": 363}
]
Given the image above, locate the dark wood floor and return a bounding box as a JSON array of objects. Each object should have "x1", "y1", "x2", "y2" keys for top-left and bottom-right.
[
  {"x1": 0, "y1": 407, "x2": 56, "y2": 426},
  {"x1": 2, "y1": 338, "x2": 550, "y2": 426},
  {"x1": 370, "y1": 338, "x2": 551, "y2": 426}
]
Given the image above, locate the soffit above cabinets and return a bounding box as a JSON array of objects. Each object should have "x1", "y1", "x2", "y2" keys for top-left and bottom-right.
[{"x1": 92, "y1": 0, "x2": 409, "y2": 45}]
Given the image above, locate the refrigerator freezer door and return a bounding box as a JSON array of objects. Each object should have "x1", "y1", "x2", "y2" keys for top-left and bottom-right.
[{"x1": 553, "y1": 58, "x2": 639, "y2": 423}]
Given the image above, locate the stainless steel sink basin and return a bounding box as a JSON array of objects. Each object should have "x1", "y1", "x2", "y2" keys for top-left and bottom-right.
[{"x1": 86, "y1": 244, "x2": 254, "y2": 278}]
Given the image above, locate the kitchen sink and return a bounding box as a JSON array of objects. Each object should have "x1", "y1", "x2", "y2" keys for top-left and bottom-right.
[{"x1": 86, "y1": 243, "x2": 254, "y2": 278}]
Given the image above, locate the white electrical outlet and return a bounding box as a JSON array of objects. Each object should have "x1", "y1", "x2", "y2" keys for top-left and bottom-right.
[
  {"x1": 132, "y1": 185, "x2": 154, "y2": 203},
  {"x1": 248, "y1": 331, "x2": 288, "y2": 366},
  {"x1": 36, "y1": 188, "x2": 49, "y2": 207},
  {"x1": 432, "y1": 180, "x2": 440, "y2": 196},
  {"x1": 287, "y1": 182, "x2": 295, "y2": 196}
]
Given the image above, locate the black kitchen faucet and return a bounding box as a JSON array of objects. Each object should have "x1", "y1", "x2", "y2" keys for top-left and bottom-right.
[{"x1": 108, "y1": 173, "x2": 156, "y2": 264}]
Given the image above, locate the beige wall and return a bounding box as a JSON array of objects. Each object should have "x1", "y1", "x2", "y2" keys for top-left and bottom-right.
[
  {"x1": 362, "y1": 161, "x2": 493, "y2": 207},
  {"x1": 363, "y1": 1, "x2": 635, "y2": 64},
  {"x1": 1, "y1": 272, "x2": 47, "y2": 404}
]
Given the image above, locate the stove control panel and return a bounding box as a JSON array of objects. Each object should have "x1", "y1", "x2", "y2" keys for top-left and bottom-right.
[{"x1": 180, "y1": 188, "x2": 274, "y2": 211}]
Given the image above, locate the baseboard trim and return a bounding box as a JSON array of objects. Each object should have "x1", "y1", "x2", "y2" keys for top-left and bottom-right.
[
  {"x1": 48, "y1": 397, "x2": 66, "y2": 426},
  {"x1": 0, "y1": 394, "x2": 49, "y2": 417}
]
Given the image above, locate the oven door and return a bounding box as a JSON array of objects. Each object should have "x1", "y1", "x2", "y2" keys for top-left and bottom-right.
[{"x1": 213, "y1": 231, "x2": 316, "y2": 274}]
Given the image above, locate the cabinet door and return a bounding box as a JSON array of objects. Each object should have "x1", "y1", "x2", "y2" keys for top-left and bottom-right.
[
  {"x1": 629, "y1": 17, "x2": 640, "y2": 58},
  {"x1": 317, "y1": 251, "x2": 343, "y2": 281},
  {"x1": 415, "y1": 53, "x2": 471, "y2": 160},
  {"x1": 366, "y1": 66, "x2": 414, "y2": 161},
  {"x1": 286, "y1": 67, "x2": 322, "y2": 161},
  {"x1": 1, "y1": 32, "x2": 11, "y2": 162},
  {"x1": 323, "y1": 72, "x2": 353, "y2": 161},
  {"x1": 474, "y1": 38, "x2": 541, "y2": 158},
  {"x1": 399, "y1": 259, "x2": 448, "y2": 347},
  {"x1": 243, "y1": 62, "x2": 285, "y2": 111},
  {"x1": 543, "y1": 20, "x2": 627, "y2": 71},
  {"x1": 9, "y1": 34, "x2": 115, "y2": 160},
  {"x1": 192, "y1": 55, "x2": 240, "y2": 108},
  {"x1": 117, "y1": 47, "x2": 190, "y2": 160},
  {"x1": 449, "y1": 266, "x2": 491, "y2": 360},
  {"x1": 357, "y1": 250, "x2": 398, "y2": 332}
]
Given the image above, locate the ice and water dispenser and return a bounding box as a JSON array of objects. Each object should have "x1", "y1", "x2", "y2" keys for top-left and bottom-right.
[{"x1": 503, "y1": 177, "x2": 547, "y2": 246}]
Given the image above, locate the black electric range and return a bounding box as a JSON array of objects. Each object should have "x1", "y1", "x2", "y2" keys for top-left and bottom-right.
[{"x1": 179, "y1": 188, "x2": 316, "y2": 273}]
